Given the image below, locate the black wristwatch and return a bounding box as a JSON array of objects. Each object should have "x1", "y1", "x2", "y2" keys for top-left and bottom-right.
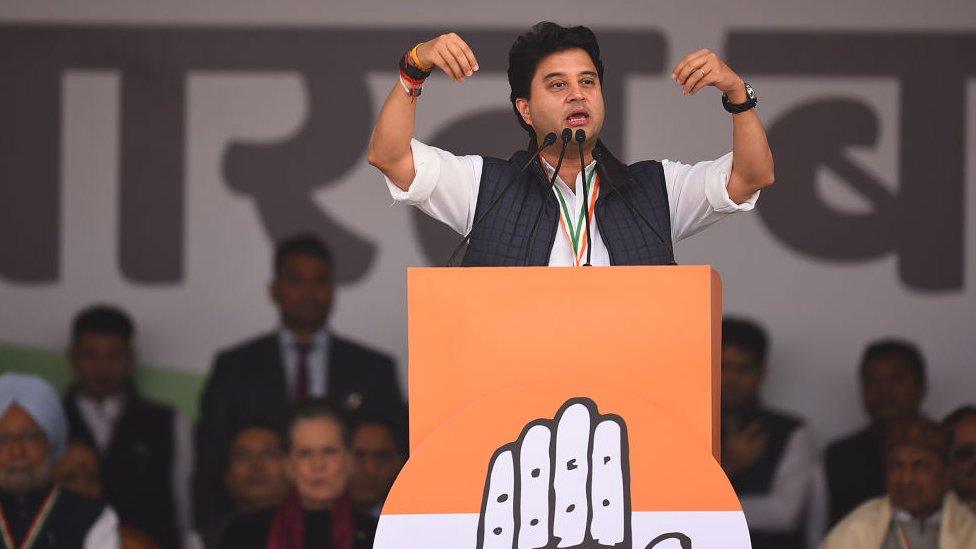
[{"x1": 722, "y1": 82, "x2": 758, "y2": 114}]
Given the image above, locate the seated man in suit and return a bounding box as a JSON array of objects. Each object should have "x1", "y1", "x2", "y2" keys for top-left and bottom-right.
[
  {"x1": 194, "y1": 235, "x2": 406, "y2": 530},
  {"x1": 63, "y1": 305, "x2": 191, "y2": 547},
  {"x1": 348, "y1": 414, "x2": 406, "y2": 517},
  {"x1": 53, "y1": 438, "x2": 103, "y2": 500},
  {"x1": 825, "y1": 339, "x2": 927, "y2": 526},
  {"x1": 187, "y1": 424, "x2": 290, "y2": 549}
]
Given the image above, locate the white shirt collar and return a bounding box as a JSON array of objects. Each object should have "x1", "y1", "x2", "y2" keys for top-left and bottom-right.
[
  {"x1": 75, "y1": 393, "x2": 125, "y2": 419},
  {"x1": 278, "y1": 326, "x2": 329, "y2": 350},
  {"x1": 892, "y1": 504, "x2": 944, "y2": 527},
  {"x1": 539, "y1": 156, "x2": 596, "y2": 178}
]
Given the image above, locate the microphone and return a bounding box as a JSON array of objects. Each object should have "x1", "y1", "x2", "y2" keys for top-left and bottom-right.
[
  {"x1": 522, "y1": 128, "x2": 573, "y2": 266},
  {"x1": 575, "y1": 129, "x2": 592, "y2": 266},
  {"x1": 591, "y1": 146, "x2": 676, "y2": 265},
  {"x1": 445, "y1": 132, "x2": 558, "y2": 266}
]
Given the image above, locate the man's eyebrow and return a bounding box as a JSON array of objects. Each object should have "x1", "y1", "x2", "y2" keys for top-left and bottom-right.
[{"x1": 543, "y1": 70, "x2": 599, "y2": 80}]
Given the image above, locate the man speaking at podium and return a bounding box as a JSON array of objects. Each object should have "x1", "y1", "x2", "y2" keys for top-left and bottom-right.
[{"x1": 368, "y1": 22, "x2": 774, "y2": 267}]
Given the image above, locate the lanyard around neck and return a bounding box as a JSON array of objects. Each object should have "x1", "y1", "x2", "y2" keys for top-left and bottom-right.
[
  {"x1": 0, "y1": 487, "x2": 60, "y2": 549},
  {"x1": 553, "y1": 168, "x2": 600, "y2": 267},
  {"x1": 891, "y1": 520, "x2": 913, "y2": 549}
]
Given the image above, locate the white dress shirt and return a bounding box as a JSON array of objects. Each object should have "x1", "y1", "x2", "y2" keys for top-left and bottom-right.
[
  {"x1": 74, "y1": 393, "x2": 194, "y2": 537},
  {"x1": 76, "y1": 394, "x2": 124, "y2": 453},
  {"x1": 84, "y1": 507, "x2": 121, "y2": 548},
  {"x1": 278, "y1": 327, "x2": 331, "y2": 397},
  {"x1": 737, "y1": 424, "x2": 828, "y2": 545},
  {"x1": 385, "y1": 139, "x2": 760, "y2": 265}
]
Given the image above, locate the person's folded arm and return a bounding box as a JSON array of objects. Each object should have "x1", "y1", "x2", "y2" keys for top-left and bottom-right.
[{"x1": 739, "y1": 425, "x2": 819, "y2": 532}]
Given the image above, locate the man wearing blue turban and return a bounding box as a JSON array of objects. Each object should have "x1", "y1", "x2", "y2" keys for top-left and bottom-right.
[{"x1": 0, "y1": 372, "x2": 120, "y2": 547}]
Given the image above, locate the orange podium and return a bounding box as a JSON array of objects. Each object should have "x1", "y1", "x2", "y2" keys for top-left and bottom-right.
[{"x1": 374, "y1": 266, "x2": 751, "y2": 548}]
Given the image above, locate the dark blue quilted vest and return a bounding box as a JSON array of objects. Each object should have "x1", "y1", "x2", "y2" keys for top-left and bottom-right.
[{"x1": 460, "y1": 142, "x2": 675, "y2": 266}]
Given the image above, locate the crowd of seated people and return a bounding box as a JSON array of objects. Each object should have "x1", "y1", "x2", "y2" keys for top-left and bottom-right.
[
  {"x1": 3, "y1": 233, "x2": 972, "y2": 549},
  {"x1": 1, "y1": 235, "x2": 406, "y2": 548},
  {"x1": 722, "y1": 317, "x2": 976, "y2": 548}
]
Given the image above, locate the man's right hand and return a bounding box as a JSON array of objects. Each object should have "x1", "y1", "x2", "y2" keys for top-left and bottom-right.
[
  {"x1": 721, "y1": 419, "x2": 768, "y2": 475},
  {"x1": 415, "y1": 33, "x2": 480, "y2": 82}
]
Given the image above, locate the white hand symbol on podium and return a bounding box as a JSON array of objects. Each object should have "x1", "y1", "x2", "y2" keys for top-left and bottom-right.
[{"x1": 477, "y1": 398, "x2": 693, "y2": 549}]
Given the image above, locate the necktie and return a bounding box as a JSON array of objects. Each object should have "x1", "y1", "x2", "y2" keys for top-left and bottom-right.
[{"x1": 294, "y1": 343, "x2": 310, "y2": 401}]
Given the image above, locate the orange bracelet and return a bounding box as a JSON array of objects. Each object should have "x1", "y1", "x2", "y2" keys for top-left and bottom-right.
[{"x1": 410, "y1": 43, "x2": 434, "y2": 72}]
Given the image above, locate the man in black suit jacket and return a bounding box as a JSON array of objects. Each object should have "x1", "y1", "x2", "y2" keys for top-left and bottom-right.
[{"x1": 193, "y1": 235, "x2": 406, "y2": 531}]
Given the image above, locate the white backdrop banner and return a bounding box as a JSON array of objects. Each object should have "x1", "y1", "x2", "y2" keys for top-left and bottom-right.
[{"x1": 1, "y1": 0, "x2": 975, "y2": 442}]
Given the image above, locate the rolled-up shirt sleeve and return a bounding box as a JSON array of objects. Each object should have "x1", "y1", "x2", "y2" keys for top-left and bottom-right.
[
  {"x1": 663, "y1": 152, "x2": 760, "y2": 242},
  {"x1": 384, "y1": 138, "x2": 483, "y2": 235}
]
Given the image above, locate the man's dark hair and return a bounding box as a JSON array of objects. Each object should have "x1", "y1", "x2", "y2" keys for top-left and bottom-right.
[
  {"x1": 227, "y1": 422, "x2": 284, "y2": 457},
  {"x1": 71, "y1": 305, "x2": 134, "y2": 346},
  {"x1": 283, "y1": 398, "x2": 350, "y2": 451},
  {"x1": 859, "y1": 339, "x2": 927, "y2": 388},
  {"x1": 273, "y1": 234, "x2": 334, "y2": 277},
  {"x1": 722, "y1": 317, "x2": 768, "y2": 364},
  {"x1": 349, "y1": 412, "x2": 407, "y2": 458},
  {"x1": 943, "y1": 405, "x2": 976, "y2": 445},
  {"x1": 508, "y1": 22, "x2": 605, "y2": 139}
]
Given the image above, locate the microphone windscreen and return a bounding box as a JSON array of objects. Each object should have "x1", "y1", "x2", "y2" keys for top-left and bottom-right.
[
  {"x1": 574, "y1": 129, "x2": 586, "y2": 143},
  {"x1": 560, "y1": 128, "x2": 573, "y2": 142}
]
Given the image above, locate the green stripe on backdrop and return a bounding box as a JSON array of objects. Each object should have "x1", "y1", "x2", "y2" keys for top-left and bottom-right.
[{"x1": 0, "y1": 342, "x2": 204, "y2": 423}]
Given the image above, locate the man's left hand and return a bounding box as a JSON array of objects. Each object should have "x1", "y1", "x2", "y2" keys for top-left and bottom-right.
[{"x1": 672, "y1": 49, "x2": 746, "y2": 101}]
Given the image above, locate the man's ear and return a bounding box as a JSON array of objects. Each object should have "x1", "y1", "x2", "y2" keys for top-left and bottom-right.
[{"x1": 515, "y1": 98, "x2": 532, "y2": 127}]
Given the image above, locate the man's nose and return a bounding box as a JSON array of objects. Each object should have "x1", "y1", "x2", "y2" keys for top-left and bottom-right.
[
  {"x1": 566, "y1": 83, "x2": 586, "y2": 102},
  {"x1": 893, "y1": 469, "x2": 917, "y2": 485}
]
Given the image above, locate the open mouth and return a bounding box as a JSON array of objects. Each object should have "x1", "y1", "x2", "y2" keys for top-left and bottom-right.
[{"x1": 565, "y1": 109, "x2": 589, "y2": 127}]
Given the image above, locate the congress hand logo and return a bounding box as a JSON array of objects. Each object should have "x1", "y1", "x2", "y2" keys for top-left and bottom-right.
[{"x1": 477, "y1": 398, "x2": 691, "y2": 549}]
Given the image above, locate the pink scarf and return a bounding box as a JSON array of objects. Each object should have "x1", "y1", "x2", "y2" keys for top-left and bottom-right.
[{"x1": 266, "y1": 490, "x2": 354, "y2": 549}]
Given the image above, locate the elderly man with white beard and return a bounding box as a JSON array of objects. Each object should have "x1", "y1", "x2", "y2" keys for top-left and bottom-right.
[{"x1": 0, "y1": 373, "x2": 119, "y2": 547}]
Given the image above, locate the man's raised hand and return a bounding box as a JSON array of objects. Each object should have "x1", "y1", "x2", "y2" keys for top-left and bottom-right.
[
  {"x1": 416, "y1": 33, "x2": 480, "y2": 83},
  {"x1": 671, "y1": 48, "x2": 746, "y2": 101}
]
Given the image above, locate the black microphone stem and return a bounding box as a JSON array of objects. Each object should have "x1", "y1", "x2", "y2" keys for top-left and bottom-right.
[{"x1": 522, "y1": 128, "x2": 572, "y2": 266}]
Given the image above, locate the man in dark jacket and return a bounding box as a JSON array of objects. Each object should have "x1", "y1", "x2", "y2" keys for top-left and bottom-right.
[
  {"x1": 721, "y1": 318, "x2": 823, "y2": 548},
  {"x1": 367, "y1": 23, "x2": 774, "y2": 267},
  {"x1": 63, "y1": 305, "x2": 190, "y2": 547},
  {"x1": 194, "y1": 235, "x2": 406, "y2": 530}
]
